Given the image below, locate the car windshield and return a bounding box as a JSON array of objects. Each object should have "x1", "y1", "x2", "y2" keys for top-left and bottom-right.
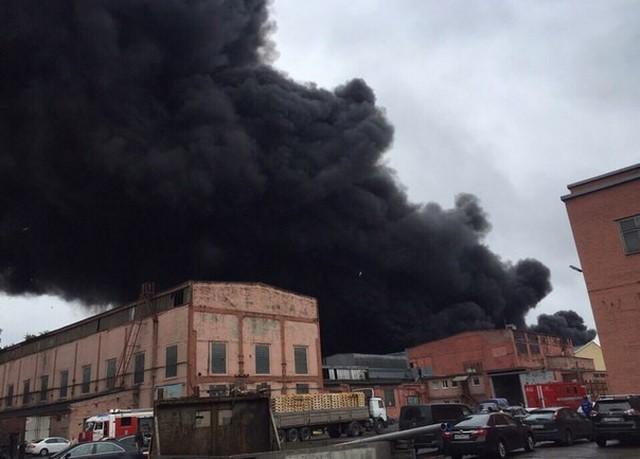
[
  {"x1": 595, "y1": 401, "x2": 631, "y2": 413},
  {"x1": 84, "y1": 421, "x2": 95, "y2": 431},
  {"x1": 454, "y1": 414, "x2": 491, "y2": 427},
  {"x1": 526, "y1": 410, "x2": 555, "y2": 420}
]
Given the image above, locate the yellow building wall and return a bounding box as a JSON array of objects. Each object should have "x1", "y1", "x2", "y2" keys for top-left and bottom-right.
[{"x1": 575, "y1": 342, "x2": 606, "y2": 372}]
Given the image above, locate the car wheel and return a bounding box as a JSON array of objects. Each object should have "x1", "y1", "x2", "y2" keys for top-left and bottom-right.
[
  {"x1": 286, "y1": 428, "x2": 299, "y2": 442},
  {"x1": 563, "y1": 429, "x2": 574, "y2": 446},
  {"x1": 496, "y1": 439, "x2": 507, "y2": 459},
  {"x1": 596, "y1": 437, "x2": 607, "y2": 447},
  {"x1": 524, "y1": 433, "x2": 535, "y2": 452},
  {"x1": 327, "y1": 425, "x2": 342, "y2": 438},
  {"x1": 346, "y1": 421, "x2": 361, "y2": 437},
  {"x1": 299, "y1": 427, "x2": 312, "y2": 441},
  {"x1": 39, "y1": 449, "x2": 48, "y2": 457}
]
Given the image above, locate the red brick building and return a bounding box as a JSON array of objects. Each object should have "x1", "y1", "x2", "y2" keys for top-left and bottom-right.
[
  {"x1": 407, "y1": 329, "x2": 593, "y2": 407},
  {"x1": 562, "y1": 163, "x2": 640, "y2": 394}
]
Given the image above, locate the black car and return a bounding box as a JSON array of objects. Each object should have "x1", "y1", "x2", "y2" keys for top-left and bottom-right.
[
  {"x1": 443, "y1": 412, "x2": 535, "y2": 459},
  {"x1": 51, "y1": 441, "x2": 142, "y2": 459},
  {"x1": 399, "y1": 403, "x2": 472, "y2": 450},
  {"x1": 522, "y1": 407, "x2": 592, "y2": 445},
  {"x1": 591, "y1": 395, "x2": 640, "y2": 447}
]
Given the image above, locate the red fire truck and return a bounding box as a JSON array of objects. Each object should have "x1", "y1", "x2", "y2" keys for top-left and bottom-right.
[
  {"x1": 78, "y1": 408, "x2": 153, "y2": 442},
  {"x1": 524, "y1": 382, "x2": 587, "y2": 410}
]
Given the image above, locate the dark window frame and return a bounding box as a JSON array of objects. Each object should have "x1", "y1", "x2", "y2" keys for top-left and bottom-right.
[
  {"x1": 618, "y1": 215, "x2": 640, "y2": 255},
  {"x1": 165, "y1": 345, "x2": 178, "y2": 378},
  {"x1": 255, "y1": 344, "x2": 270, "y2": 375},
  {"x1": 210, "y1": 342, "x2": 227, "y2": 375},
  {"x1": 59, "y1": 370, "x2": 69, "y2": 399},
  {"x1": 39, "y1": 375, "x2": 48, "y2": 401},
  {"x1": 22, "y1": 379, "x2": 31, "y2": 405},
  {"x1": 106, "y1": 358, "x2": 117, "y2": 389},
  {"x1": 81, "y1": 365, "x2": 91, "y2": 394},
  {"x1": 296, "y1": 384, "x2": 309, "y2": 394},
  {"x1": 134, "y1": 352, "x2": 145, "y2": 384},
  {"x1": 294, "y1": 346, "x2": 308, "y2": 375},
  {"x1": 6, "y1": 384, "x2": 14, "y2": 407}
]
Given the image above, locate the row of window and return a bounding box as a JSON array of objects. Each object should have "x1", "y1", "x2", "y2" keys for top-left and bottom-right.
[
  {"x1": 3, "y1": 343, "x2": 310, "y2": 407},
  {"x1": 208, "y1": 342, "x2": 308, "y2": 375},
  {"x1": 430, "y1": 376, "x2": 481, "y2": 390}
]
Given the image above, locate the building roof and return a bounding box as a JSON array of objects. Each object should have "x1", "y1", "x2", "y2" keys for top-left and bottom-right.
[
  {"x1": 324, "y1": 352, "x2": 409, "y2": 369},
  {"x1": 574, "y1": 339, "x2": 601, "y2": 355},
  {"x1": 561, "y1": 162, "x2": 640, "y2": 202}
]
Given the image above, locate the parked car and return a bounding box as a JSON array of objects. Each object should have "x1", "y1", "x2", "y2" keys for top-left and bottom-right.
[
  {"x1": 478, "y1": 402, "x2": 500, "y2": 413},
  {"x1": 522, "y1": 407, "x2": 592, "y2": 445},
  {"x1": 113, "y1": 436, "x2": 150, "y2": 455},
  {"x1": 591, "y1": 395, "x2": 640, "y2": 447},
  {"x1": 399, "y1": 403, "x2": 472, "y2": 451},
  {"x1": 25, "y1": 438, "x2": 70, "y2": 456},
  {"x1": 504, "y1": 406, "x2": 529, "y2": 420},
  {"x1": 51, "y1": 440, "x2": 142, "y2": 459},
  {"x1": 443, "y1": 412, "x2": 535, "y2": 459},
  {"x1": 479, "y1": 398, "x2": 510, "y2": 410}
]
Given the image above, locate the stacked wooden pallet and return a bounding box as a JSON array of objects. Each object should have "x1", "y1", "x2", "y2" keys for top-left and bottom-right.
[{"x1": 271, "y1": 392, "x2": 365, "y2": 413}]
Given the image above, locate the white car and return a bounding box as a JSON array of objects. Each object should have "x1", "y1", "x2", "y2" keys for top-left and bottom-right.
[{"x1": 25, "y1": 438, "x2": 70, "y2": 456}]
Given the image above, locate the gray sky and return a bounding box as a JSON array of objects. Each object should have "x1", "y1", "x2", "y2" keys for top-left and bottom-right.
[{"x1": 1, "y1": 0, "x2": 638, "y2": 346}]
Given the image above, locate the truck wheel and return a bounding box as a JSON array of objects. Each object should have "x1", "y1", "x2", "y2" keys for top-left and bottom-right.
[
  {"x1": 596, "y1": 437, "x2": 607, "y2": 447},
  {"x1": 299, "y1": 427, "x2": 312, "y2": 441},
  {"x1": 374, "y1": 418, "x2": 385, "y2": 434},
  {"x1": 328, "y1": 425, "x2": 341, "y2": 438},
  {"x1": 286, "y1": 428, "x2": 299, "y2": 442},
  {"x1": 347, "y1": 421, "x2": 361, "y2": 437}
]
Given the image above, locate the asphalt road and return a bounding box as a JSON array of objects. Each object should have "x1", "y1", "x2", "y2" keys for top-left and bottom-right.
[{"x1": 429, "y1": 439, "x2": 640, "y2": 458}]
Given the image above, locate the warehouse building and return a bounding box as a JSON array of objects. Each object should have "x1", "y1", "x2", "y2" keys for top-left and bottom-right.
[
  {"x1": 323, "y1": 352, "x2": 427, "y2": 420},
  {"x1": 407, "y1": 328, "x2": 594, "y2": 406},
  {"x1": 0, "y1": 282, "x2": 322, "y2": 442},
  {"x1": 562, "y1": 162, "x2": 640, "y2": 394}
]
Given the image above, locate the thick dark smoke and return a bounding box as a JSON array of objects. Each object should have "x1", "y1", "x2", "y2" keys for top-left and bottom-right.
[
  {"x1": 1, "y1": 0, "x2": 555, "y2": 354},
  {"x1": 531, "y1": 310, "x2": 596, "y2": 346}
]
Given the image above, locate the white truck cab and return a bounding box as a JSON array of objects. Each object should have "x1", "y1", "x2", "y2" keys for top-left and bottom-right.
[{"x1": 369, "y1": 396, "x2": 388, "y2": 423}]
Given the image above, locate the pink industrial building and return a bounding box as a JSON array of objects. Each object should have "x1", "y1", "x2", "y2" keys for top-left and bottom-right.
[{"x1": 0, "y1": 282, "x2": 322, "y2": 442}]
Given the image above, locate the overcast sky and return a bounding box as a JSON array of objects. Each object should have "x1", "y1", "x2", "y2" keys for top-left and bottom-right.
[{"x1": 1, "y1": 0, "x2": 638, "y2": 346}]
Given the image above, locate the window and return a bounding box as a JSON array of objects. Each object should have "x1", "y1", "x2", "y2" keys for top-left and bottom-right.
[
  {"x1": 294, "y1": 346, "x2": 308, "y2": 374},
  {"x1": 431, "y1": 380, "x2": 440, "y2": 390},
  {"x1": 208, "y1": 385, "x2": 228, "y2": 397},
  {"x1": 296, "y1": 384, "x2": 309, "y2": 394},
  {"x1": 451, "y1": 379, "x2": 459, "y2": 387},
  {"x1": 106, "y1": 358, "x2": 117, "y2": 389},
  {"x1": 67, "y1": 444, "x2": 94, "y2": 458},
  {"x1": 441, "y1": 380, "x2": 450, "y2": 389},
  {"x1": 619, "y1": 215, "x2": 640, "y2": 254},
  {"x1": 210, "y1": 342, "x2": 226, "y2": 374},
  {"x1": 134, "y1": 352, "x2": 145, "y2": 384},
  {"x1": 59, "y1": 370, "x2": 69, "y2": 398},
  {"x1": 6, "y1": 384, "x2": 13, "y2": 407},
  {"x1": 165, "y1": 345, "x2": 178, "y2": 378},
  {"x1": 472, "y1": 376, "x2": 481, "y2": 386},
  {"x1": 22, "y1": 380, "x2": 31, "y2": 405},
  {"x1": 120, "y1": 417, "x2": 132, "y2": 426},
  {"x1": 406, "y1": 395, "x2": 419, "y2": 405},
  {"x1": 81, "y1": 365, "x2": 91, "y2": 393},
  {"x1": 255, "y1": 344, "x2": 270, "y2": 374},
  {"x1": 383, "y1": 388, "x2": 396, "y2": 407},
  {"x1": 95, "y1": 443, "x2": 124, "y2": 454},
  {"x1": 39, "y1": 375, "x2": 48, "y2": 401}
]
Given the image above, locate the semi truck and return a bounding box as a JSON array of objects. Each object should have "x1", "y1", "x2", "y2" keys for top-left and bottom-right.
[{"x1": 271, "y1": 392, "x2": 388, "y2": 442}]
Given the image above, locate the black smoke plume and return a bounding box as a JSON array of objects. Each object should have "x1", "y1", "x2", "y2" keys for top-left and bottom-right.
[
  {"x1": 531, "y1": 310, "x2": 596, "y2": 346},
  {"x1": 1, "y1": 0, "x2": 554, "y2": 354}
]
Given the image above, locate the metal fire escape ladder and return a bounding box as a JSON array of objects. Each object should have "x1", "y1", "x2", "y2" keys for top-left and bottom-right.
[{"x1": 117, "y1": 316, "x2": 144, "y2": 387}]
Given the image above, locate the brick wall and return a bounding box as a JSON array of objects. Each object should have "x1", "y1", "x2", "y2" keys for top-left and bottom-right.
[{"x1": 564, "y1": 175, "x2": 640, "y2": 394}]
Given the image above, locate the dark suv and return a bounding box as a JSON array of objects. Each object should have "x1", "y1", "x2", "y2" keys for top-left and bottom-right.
[
  {"x1": 399, "y1": 403, "x2": 472, "y2": 450},
  {"x1": 592, "y1": 395, "x2": 640, "y2": 446}
]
